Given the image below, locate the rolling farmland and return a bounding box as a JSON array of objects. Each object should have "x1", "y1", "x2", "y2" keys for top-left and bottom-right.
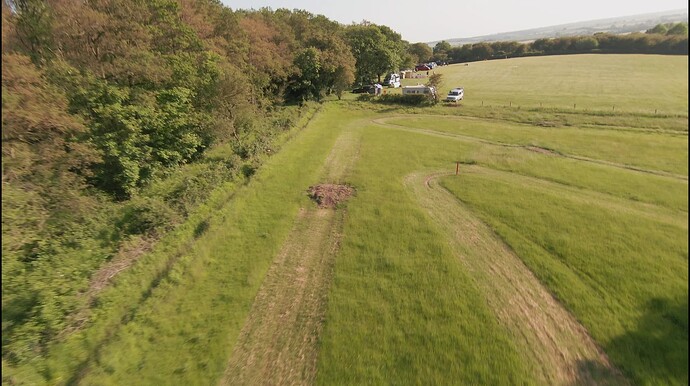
[{"x1": 13, "y1": 54, "x2": 687, "y2": 385}]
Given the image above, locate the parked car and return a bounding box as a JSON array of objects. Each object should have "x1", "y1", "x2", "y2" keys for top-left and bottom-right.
[
  {"x1": 415, "y1": 64, "x2": 431, "y2": 71},
  {"x1": 445, "y1": 87, "x2": 464, "y2": 102},
  {"x1": 351, "y1": 84, "x2": 375, "y2": 94}
]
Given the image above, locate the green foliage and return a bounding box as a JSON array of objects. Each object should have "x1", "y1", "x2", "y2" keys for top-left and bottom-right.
[
  {"x1": 426, "y1": 72, "x2": 443, "y2": 89},
  {"x1": 345, "y1": 24, "x2": 402, "y2": 83},
  {"x1": 64, "y1": 79, "x2": 208, "y2": 198},
  {"x1": 432, "y1": 40, "x2": 451, "y2": 61},
  {"x1": 647, "y1": 22, "x2": 688, "y2": 36},
  {"x1": 667, "y1": 22, "x2": 689, "y2": 36},
  {"x1": 408, "y1": 42, "x2": 433, "y2": 64},
  {"x1": 289, "y1": 47, "x2": 322, "y2": 100},
  {"x1": 447, "y1": 32, "x2": 688, "y2": 63},
  {"x1": 9, "y1": 0, "x2": 54, "y2": 64}
]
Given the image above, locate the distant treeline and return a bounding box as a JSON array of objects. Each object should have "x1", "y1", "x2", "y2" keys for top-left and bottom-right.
[{"x1": 424, "y1": 23, "x2": 689, "y2": 64}]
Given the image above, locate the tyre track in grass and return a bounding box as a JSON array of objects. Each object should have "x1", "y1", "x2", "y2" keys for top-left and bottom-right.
[
  {"x1": 221, "y1": 129, "x2": 360, "y2": 386},
  {"x1": 374, "y1": 116, "x2": 688, "y2": 181},
  {"x1": 405, "y1": 171, "x2": 629, "y2": 385}
]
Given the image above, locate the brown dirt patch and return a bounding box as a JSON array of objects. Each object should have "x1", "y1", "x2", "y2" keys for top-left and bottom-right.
[{"x1": 307, "y1": 184, "x2": 355, "y2": 208}]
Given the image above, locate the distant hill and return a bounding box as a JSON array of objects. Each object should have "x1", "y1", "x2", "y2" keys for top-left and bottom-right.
[{"x1": 430, "y1": 9, "x2": 688, "y2": 46}]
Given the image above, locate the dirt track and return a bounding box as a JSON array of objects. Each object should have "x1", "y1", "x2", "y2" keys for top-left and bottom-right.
[
  {"x1": 406, "y1": 171, "x2": 628, "y2": 385},
  {"x1": 221, "y1": 130, "x2": 360, "y2": 385}
]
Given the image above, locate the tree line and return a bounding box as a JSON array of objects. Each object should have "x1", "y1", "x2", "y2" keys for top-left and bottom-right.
[{"x1": 418, "y1": 23, "x2": 688, "y2": 64}]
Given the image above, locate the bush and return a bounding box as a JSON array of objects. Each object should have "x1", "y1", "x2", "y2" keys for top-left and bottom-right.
[{"x1": 117, "y1": 196, "x2": 180, "y2": 236}]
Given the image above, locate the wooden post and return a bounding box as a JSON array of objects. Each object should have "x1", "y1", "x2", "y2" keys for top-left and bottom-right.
[{"x1": 456, "y1": 162, "x2": 460, "y2": 175}]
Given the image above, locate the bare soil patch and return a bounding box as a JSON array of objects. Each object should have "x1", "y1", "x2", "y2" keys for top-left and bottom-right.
[{"x1": 307, "y1": 184, "x2": 355, "y2": 208}]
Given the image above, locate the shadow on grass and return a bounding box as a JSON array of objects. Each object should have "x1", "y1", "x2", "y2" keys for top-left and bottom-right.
[{"x1": 575, "y1": 296, "x2": 688, "y2": 385}]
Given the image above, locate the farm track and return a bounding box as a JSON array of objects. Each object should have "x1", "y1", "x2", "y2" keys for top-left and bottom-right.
[
  {"x1": 373, "y1": 116, "x2": 689, "y2": 181},
  {"x1": 221, "y1": 129, "x2": 361, "y2": 386},
  {"x1": 405, "y1": 171, "x2": 629, "y2": 385}
]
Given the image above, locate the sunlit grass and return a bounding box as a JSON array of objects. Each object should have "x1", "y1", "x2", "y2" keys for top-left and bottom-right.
[
  {"x1": 441, "y1": 173, "x2": 688, "y2": 385},
  {"x1": 316, "y1": 120, "x2": 536, "y2": 385},
  {"x1": 12, "y1": 54, "x2": 687, "y2": 385},
  {"x1": 435, "y1": 54, "x2": 688, "y2": 115},
  {"x1": 387, "y1": 115, "x2": 689, "y2": 175}
]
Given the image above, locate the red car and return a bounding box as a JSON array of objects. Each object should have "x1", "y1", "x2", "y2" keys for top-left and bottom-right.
[{"x1": 415, "y1": 64, "x2": 431, "y2": 71}]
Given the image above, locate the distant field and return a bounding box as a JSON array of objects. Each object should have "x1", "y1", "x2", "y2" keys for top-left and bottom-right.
[
  {"x1": 10, "y1": 54, "x2": 687, "y2": 385},
  {"x1": 434, "y1": 54, "x2": 688, "y2": 115}
]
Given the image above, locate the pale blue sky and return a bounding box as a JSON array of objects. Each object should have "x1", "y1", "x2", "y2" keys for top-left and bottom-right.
[{"x1": 221, "y1": 0, "x2": 687, "y2": 43}]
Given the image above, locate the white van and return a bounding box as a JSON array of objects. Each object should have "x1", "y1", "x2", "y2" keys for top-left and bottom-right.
[{"x1": 383, "y1": 73, "x2": 401, "y2": 88}]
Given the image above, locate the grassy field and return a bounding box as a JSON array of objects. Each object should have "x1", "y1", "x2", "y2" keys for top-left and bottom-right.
[
  {"x1": 8, "y1": 54, "x2": 686, "y2": 385},
  {"x1": 434, "y1": 54, "x2": 688, "y2": 115}
]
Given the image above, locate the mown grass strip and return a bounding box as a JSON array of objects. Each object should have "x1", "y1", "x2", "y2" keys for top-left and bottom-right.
[
  {"x1": 71, "y1": 104, "x2": 357, "y2": 385},
  {"x1": 317, "y1": 120, "x2": 536, "y2": 385},
  {"x1": 406, "y1": 171, "x2": 627, "y2": 385},
  {"x1": 441, "y1": 172, "x2": 688, "y2": 385}
]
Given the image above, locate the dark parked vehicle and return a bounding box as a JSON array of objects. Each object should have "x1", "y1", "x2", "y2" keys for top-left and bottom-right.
[
  {"x1": 351, "y1": 84, "x2": 376, "y2": 94},
  {"x1": 415, "y1": 64, "x2": 431, "y2": 71}
]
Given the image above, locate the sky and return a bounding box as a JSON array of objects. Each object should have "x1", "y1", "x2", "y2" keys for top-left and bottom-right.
[{"x1": 221, "y1": 0, "x2": 688, "y2": 43}]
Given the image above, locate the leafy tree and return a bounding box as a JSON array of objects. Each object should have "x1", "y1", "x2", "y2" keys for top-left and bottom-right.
[
  {"x1": 470, "y1": 42, "x2": 493, "y2": 60},
  {"x1": 433, "y1": 40, "x2": 451, "y2": 61},
  {"x1": 574, "y1": 36, "x2": 598, "y2": 51},
  {"x1": 345, "y1": 24, "x2": 400, "y2": 84},
  {"x1": 408, "y1": 42, "x2": 433, "y2": 64},
  {"x1": 666, "y1": 22, "x2": 688, "y2": 36},
  {"x1": 646, "y1": 23, "x2": 669, "y2": 35},
  {"x1": 427, "y1": 72, "x2": 443, "y2": 89},
  {"x1": 289, "y1": 47, "x2": 322, "y2": 101},
  {"x1": 6, "y1": 0, "x2": 54, "y2": 64}
]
